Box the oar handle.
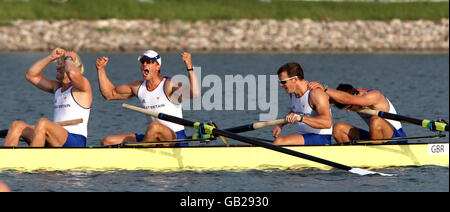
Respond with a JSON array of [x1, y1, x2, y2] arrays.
[[56, 118, 83, 126], [122, 103, 195, 127], [226, 115, 301, 133], [252, 119, 287, 129], [123, 103, 159, 117], [356, 108, 379, 116], [253, 115, 302, 129]]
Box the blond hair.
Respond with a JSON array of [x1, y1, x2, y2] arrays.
[[73, 54, 85, 74], [55, 53, 84, 74]]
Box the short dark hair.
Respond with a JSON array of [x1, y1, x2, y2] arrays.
[[277, 62, 304, 80], [334, 83, 359, 109]]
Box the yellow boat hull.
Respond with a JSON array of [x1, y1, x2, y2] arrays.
[[1, 143, 448, 172]]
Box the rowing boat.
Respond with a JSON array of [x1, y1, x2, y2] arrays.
[[1, 142, 448, 172], [1, 106, 448, 175]]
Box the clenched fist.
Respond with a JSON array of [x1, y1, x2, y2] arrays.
[[181, 52, 192, 69], [50, 48, 65, 60], [96, 56, 109, 70]]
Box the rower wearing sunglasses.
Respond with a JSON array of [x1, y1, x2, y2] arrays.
[[96, 50, 199, 146], [308, 82, 406, 144], [273, 62, 333, 146]]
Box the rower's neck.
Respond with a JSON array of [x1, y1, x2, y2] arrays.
[[61, 82, 72, 92], [146, 75, 164, 91], [294, 80, 309, 98]]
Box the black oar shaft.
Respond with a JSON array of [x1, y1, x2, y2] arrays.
[[123, 104, 351, 171], [122, 103, 393, 176], [0, 129, 7, 138], [378, 112, 421, 125], [212, 128, 351, 171], [379, 111, 449, 131], [158, 113, 196, 128], [225, 124, 254, 133], [358, 108, 449, 132]]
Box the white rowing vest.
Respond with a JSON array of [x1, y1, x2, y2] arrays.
[[291, 90, 333, 135], [137, 78, 185, 132], [357, 97, 403, 130], [53, 87, 90, 137]]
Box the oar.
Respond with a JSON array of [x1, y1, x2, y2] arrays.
[[225, 118, 299, 133], [352, 134, 446, 144], [122, 103, 394, 176], [358, 108, 449, 132], [106, 137, 216, 148], [0, 118, 83, 138]]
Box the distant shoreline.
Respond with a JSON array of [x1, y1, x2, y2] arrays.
[[1, 19, 448, 53]]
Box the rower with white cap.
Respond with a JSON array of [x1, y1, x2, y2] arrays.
[[96, 50, 200, 146]]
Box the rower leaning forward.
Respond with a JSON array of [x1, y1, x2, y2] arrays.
[[308, 82, 407, 144], [3, 48, 92, 147], [96, 50, 200, 147]]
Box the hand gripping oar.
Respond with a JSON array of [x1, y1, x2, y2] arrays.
[[0, 118, 83, 138], [357, 108, 449, 132], [122, 103, 394, 176]]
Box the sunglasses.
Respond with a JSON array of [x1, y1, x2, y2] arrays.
[[279, 76, 297, 85], [139, 56, 157, 65]]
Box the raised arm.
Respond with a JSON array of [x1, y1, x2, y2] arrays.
[[96, 56, 139, 100], [64, 52, 91, 93], [182, 52, 200, 99], [25, 48, 63, 93], [164, 52, 200, 104]]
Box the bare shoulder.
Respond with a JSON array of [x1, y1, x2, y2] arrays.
[[363, 89, 385, 100], [309, 88, 330, 108], [310, 88, 329, 99], [365, 89, 391, 109], [75, 75, 93, 91], [129, 79, 143, 94], [164, 77, 182, 90], [129, 79, 143, 87]]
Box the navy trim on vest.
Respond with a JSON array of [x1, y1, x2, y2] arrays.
[[307, 90, 316, 111], [69, 87, 91, 109]]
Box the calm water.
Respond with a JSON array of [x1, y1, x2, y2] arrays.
[[0, 52, 448, 192]]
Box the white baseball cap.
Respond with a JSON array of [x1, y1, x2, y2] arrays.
[[138, 50, 161, 65]]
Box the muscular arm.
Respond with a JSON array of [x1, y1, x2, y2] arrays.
[[164, 52, 200, 104], [165, 73, 199, 104], [182, 52, 200, 99], [25, 51, 61, 94], [96, 56, 139, 100], [97, 70, 140, 100], [186, 69, 200, 98], [326, 88, 380, 107], [65, 55, 91, 93], [302, 89, 333, 129]]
